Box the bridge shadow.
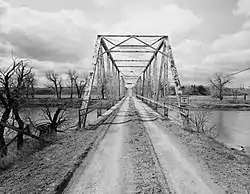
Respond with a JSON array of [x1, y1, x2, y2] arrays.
[[88, 110, 160, 127]]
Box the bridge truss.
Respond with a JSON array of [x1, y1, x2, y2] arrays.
[[78, 35, 189, 129]]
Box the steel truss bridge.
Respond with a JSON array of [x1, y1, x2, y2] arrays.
[[78, 35, 189, 129]]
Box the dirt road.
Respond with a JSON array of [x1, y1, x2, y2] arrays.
[[64, 96, 225, 193]]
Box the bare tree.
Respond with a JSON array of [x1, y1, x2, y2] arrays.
[[39, 105, 68, 139], [209, 73, 231, 100], [189, 109, 216, 136], [66, 70, 77, 99], [0, 57, 33, 155], [74, 76, 87, 98], [45, 70, 63, 99], [24, 72, 37, 98]]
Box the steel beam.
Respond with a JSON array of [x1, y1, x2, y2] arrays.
[[153, 54, 158, 100], [142, 71, 145, 97], [100, 38, 119, 72], [78, 36, 101, 129], [156, 44, 164, 104], [165, 38, 182, 98], [124, 76, 138, 78], [150, 37, 164, 46], [101, 36, 133, 56], [133, 36, 169, 65], [102, 37, 116, 46], [96, 47, 103, 118], [118, 66, 146, 68], [107, 54, 112, 100], [118, 71, 121, 99], [162, 42, 169, 116], [100, 35, 167, 38], [116, 45, 150, 48], [110, 50, 154, 53], [115, 59, 149, 62], [143, 40, 164, 72]]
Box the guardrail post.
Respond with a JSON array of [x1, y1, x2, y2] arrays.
[[180, 95, 190, 129]]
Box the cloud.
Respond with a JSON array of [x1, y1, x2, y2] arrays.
[[203, 49, 250, 73], [243, 20, 250, 29], [93, 0, 115, 8], [0, 0, 97, 63], [102, 4, 201, 35], [0, 0, 99, 86], [211, 30, 250, 52], [174, 39, 203, 54], [0, 1, 202, 86], [233, 0, 250, 16], [205, 1, 250, 81]]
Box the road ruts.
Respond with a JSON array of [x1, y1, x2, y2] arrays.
[[63, 96, 171, 194], [133, 96, 225, 194], [63, 95, 224, 194], [63, 97, 130, 194], [120, 97, 171, 193]]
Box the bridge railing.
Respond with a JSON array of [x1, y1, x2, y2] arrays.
[[78, 35, 126, 129], [133, 36, 190, 128], [136, 95, 190, 127]]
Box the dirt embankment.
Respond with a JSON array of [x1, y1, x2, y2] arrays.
[[0, 129, 100, 193], [138, 96, 250, 193], [157, 119, 250, 193], [20, 98, 82, 108], [190, 97, 250, 110], [0, 101, 121, 194], [196, 103, 250, 111]]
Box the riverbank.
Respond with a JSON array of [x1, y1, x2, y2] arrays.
[[0, 116, 115, 193], [0, 97, 122, 193], [190, 96, 250, 110], [159, 119, 250, 193], [193, 103, 250, 111]]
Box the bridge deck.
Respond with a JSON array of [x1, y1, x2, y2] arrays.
[[64, 95, 224, 193]]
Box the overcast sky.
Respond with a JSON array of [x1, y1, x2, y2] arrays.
[[0, 0, 250, 87]]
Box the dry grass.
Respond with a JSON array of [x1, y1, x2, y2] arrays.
[[161, 121, 250, 194], [0, 127, 105, 194]]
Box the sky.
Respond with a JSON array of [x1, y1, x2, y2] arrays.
[[0, 0, 250, 87]]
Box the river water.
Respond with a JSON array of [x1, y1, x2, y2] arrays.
[[212, 111, 250, 148], [5, 101, 250, 152]]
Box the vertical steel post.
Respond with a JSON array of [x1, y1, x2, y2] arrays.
[[162, 40, 169, 117], [145, 68, 149, 98], [166, 37, 189, 128], [148, 65, 152, 99], [118, 71, 121, 99], [166, 37, 182, 104], [78, 36, 101, 129], [106, 53, 112, 108], [153, 54, 158, 99], [96, 47, 102, 118], [111, 62, 115, 105], [153, 54, 158, 110], [139, 76, 142, 96], [156, 43, 166, 110], [142, 71, 146, 100]]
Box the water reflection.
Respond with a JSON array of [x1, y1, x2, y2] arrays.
[[212, 111, 250, 147]]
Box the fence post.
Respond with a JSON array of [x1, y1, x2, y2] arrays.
[[180, 95, 190, 129]]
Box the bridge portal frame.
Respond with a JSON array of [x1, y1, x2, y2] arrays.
[[78, 35, 189, 129]]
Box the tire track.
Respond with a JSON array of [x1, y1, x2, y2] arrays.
[[122, 97, 172, 193], [133, 96, 225, 194]]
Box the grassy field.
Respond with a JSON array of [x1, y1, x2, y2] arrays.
[[156, 95, 250, 110]]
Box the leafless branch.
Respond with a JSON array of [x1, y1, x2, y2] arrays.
[[45, 70, 64, 99]]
